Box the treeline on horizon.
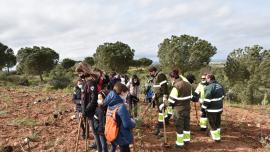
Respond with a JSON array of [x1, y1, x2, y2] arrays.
[[0, 34, 269, 105]]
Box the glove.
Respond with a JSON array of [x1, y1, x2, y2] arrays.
[[192, 92, 199, 102], [159, 103, 165, 111], [201, 108, 206, 113], [134, 96, 139, 103], [168, 102, 175, 108], [163, 95, 168, 102], [152, 93, 155, 100], [131, 118, 136, 124]]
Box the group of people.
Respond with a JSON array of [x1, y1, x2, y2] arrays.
[[72, 62, 225, 151], [72, 62, 140, 152], [148, 67, 225, 148]]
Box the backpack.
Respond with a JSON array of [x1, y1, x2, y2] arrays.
[[105, 104, 122, 142], [146, 86, 154, 98]]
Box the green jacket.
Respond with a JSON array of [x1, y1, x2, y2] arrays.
[[152, 72, 169, 98], [202, 80, 225, 113], [194, 83, 206, 103]]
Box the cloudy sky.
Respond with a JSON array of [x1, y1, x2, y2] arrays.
[[0, 0, 269, 62]]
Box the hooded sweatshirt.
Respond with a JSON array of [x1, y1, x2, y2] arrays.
[[104, 91, 136, 145]]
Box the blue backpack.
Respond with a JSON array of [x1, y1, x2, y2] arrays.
[[146, 86, 154, 99]]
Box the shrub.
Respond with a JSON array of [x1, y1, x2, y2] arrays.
[[0, 72, 8, 81], [49, 65, 73, 89], [18, 77, 30, 86]]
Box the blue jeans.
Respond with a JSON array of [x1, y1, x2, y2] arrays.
[[98, 135, 108, 152], [89, 117, 102, 151]]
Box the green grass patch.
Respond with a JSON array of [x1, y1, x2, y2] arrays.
[[10, 117, 38, 126], [42, 84, 54, 92], [62, 86, 73, 93]]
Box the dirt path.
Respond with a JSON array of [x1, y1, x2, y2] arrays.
[[0, 87, 269, 152]]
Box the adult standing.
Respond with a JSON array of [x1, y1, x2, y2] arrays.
[[202, 74, 225, 142], [148, 66, 169, 137], [168, 70, 193, 148], [126, 75, 140, 117], [193, 74, 208, 131], [76, 62, 101, 151]]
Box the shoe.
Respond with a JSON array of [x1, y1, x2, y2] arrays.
[[174, 144, 184, 149], [214, 140, 221, 143], [88, 143, 97, 149], [184, 141, 190, 145]]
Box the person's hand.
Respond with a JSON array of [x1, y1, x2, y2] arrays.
[[159, 103, 165, 111], [152, 93, 155, 100], [201, 108, 206, 113], [163, 95, 168, 102], [131, 118, 136, 124]]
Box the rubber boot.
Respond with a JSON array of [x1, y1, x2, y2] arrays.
[[175, 133, 184, 148]]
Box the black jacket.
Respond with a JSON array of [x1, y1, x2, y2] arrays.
[[108, 77, 121, 90], [93, 106, 106, 135], [81, 80, 98, 118], [73, 86, 82, 103]]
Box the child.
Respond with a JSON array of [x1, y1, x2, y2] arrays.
[[144, 76, 154, 105], [93, 91, 108, 152], [104, 82, 136, 152], [126, 75, 140, 117], [72, 79, 86, 139]]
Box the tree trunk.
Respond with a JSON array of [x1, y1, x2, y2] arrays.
[[40, 74, 44, 81]]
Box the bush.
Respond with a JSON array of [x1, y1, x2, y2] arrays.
[[0, 72, 30, 86], [49, 65, 74, 89], [18, 77, 30, 86], [0, 72, 8, 81], [50, 77, 71, 89]]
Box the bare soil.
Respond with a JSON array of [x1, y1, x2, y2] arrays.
[[0, 86, 270, 152]]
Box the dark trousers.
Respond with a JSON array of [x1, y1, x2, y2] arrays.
[[174, 105, 190, 134], [110, 143, 130, 152], [207, 112, 221, 130], [128, 95, 138, 117], [146, 98, 152, 104], [76, 112, 86, 136], [97, 135, 108, 152], [81, 119, 86, 136], [89, 117, 102, 152], [152, 98, 156, 108], [200, 104, 207, 118]]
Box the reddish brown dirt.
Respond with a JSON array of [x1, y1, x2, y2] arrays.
[[0, 86, 270, 152]]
